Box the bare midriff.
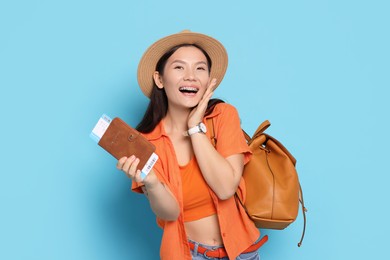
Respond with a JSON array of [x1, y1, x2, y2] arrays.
[[185, 214, 223, 246]]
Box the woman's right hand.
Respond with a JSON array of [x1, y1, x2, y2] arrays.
[[117, 156, 146, 183], [117, 156, 179, 220], [117, 156, 160, 189]]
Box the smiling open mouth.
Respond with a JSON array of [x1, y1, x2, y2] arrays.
[[179, 86, 199, 94]]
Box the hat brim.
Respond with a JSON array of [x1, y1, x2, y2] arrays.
[[137, 31, 228, 98]]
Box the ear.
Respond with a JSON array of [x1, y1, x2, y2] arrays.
[[153, 71, 164, 89]]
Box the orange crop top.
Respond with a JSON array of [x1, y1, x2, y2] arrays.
[[180, 157, 216, 222]]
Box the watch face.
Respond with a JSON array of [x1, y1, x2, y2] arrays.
[[199, 123, 207, 133]]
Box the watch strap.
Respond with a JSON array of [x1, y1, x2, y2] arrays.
[[185, 122, 206, 136]]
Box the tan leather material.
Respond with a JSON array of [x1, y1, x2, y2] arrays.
[[98, 117, 156, 171], [207, 118, 307, 247]]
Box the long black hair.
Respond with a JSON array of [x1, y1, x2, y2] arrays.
[[136, 44, 224, 133]]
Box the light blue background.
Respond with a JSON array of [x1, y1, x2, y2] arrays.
[[1, 0, 389, 259]]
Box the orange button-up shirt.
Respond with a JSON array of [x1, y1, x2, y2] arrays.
[[132, 103, 260, 260]]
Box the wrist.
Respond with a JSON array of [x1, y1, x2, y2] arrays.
[[143, 171, 159, 189], [184, 122, 207, 136], [187, 121, 197, 129]]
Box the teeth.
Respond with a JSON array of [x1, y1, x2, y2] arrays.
[[179, 86, 198, 93]]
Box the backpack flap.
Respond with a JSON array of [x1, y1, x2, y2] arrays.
[[264, 133, 297, 166]]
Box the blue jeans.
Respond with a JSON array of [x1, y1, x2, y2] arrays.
[[189, 239, 260, 260]]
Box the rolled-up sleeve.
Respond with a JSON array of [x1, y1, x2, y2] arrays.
[[212, 104, 252, 164]]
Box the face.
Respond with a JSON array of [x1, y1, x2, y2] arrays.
[[153, 46, 210, 109]]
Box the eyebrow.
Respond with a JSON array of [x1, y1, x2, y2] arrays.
[[170, 60, 208, 66]]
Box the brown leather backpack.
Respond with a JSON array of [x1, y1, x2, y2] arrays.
[[207, 119, 307, 247]]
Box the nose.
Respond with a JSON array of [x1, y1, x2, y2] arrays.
[[184, 69, 195, 81]]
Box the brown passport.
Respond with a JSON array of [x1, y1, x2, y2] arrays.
[[98, 117, 156, 172]]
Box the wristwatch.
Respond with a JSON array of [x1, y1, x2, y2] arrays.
[[185, 122, 207, 136]]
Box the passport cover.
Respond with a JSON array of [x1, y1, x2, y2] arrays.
[[98, 117, 156, 171]]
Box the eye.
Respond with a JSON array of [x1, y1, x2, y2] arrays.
[[197, 66, 206, 71], [174, 66, 184, 70]]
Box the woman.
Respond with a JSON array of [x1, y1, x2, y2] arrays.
[[117, 30, 266, 259]]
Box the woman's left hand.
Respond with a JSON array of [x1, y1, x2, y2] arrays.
[[187, 78, 217, 127]]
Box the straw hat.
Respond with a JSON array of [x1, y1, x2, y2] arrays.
[[137, 30, 228, 97]]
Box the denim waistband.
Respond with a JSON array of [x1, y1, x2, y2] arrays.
[[188, 239, 228, 260], [188, 238, 224, 250]]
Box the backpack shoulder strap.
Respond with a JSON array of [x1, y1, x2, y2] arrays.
[[250, 120, 297, 165], [253, 120, 271, 137], [206, 118, 217, 147], [298, 184, 308, 247]]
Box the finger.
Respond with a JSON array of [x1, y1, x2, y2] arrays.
[[204, 89, 214, 102], [208, 78, 217, 91], [198, 89, 214, 110], [116, 157, 128, 170], [199, 80, 215, 104], [201, 78, 216, 103], [133, 169, 143, 182], [122, 155, 136, 173], [130, 158, 140, 176]]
